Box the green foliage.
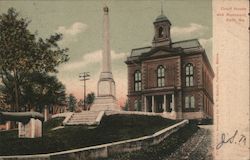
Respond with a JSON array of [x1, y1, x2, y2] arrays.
[[0, 93, 10, 111], [0, 8, 69, 73], [85, 92, 95, 105], [0, 8, 69, 111], [78, 92, 95, 110], [67, 94, 77, 112], [43, 117, 65, 132], [21, 72, 66, 112], [0, 71, 15, 109], [0, 115, 178, 156]]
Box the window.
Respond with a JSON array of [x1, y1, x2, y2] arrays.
[[158, 27, 163, 38], [185, 97, 189, 108], [134, 100, 138, 111], [185, 96, 195, 108], [134, 100, 141, 111], [190, 96, 195, 108], [185, 63, 194, 86], [134, 70, 141, 91], [157, 65, 165, 87]]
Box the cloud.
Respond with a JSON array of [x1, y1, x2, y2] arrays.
[[171, 23, 212, 61], [199, 37, 213, 62], [56, 22, 88, 43], [199, 37, 212, 48], [171, 23, 208, 40], [58, 60, 128, 106], [60, 50, 127, 71], [58, 49, 128, 105], [57, 22, 87, 36]]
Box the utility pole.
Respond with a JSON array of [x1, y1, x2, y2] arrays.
[[79, 72, 90, 110]]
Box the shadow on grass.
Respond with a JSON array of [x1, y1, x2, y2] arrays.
[[98, 123, 199, 160], [0, 114, 178, 156]]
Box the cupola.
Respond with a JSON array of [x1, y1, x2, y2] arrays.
[[152, 10, 172, 48]]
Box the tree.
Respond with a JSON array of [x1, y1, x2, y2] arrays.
[[0, 93, 10, 111], [21, 72, 66, 112], [80, 92, 95, 110], [0, 8, 69, 111], [85, 92, 95, 106], [0, 72, 15, 109], [67, 94, 77, 112]]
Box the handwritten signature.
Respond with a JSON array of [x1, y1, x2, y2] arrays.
[[216, 130, 247, 150]]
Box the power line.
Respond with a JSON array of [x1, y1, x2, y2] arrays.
[[79, 72, 90, 110]]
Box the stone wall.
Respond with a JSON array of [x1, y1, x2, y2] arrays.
[[182, 111, 204, 119], [105, 110, 163, 116], [0, 120, 188, 160]]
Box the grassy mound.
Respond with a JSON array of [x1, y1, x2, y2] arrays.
[[99, 123, 199, 160], [0, 114, 178, 156], [43, 117, 65, 131]]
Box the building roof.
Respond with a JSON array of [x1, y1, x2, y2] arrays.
[[155, 14, 170, 23], [0, 111, 44, 123], [172, 39, 201, 49], [129, 39, 202, 58], [131, 47, 152, 57]]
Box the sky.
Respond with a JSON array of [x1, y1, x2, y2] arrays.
[[0, 0, 212, 106]]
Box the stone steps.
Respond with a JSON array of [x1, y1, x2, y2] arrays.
[[65, 111, 102, 126], [70, 116, 97, 119], [70, 118, 96, 121], [66, 122, 98, 126]]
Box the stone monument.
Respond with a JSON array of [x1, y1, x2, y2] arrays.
[[0, 111, 44, 138], [91, 5, 120, 111]]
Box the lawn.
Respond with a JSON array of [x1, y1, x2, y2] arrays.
[[99, 122, 199, 160], [0, 114, 178, 156]]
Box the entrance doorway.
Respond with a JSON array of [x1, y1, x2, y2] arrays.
[[145, 94, 173, 113], [155, 95, 164, 113]]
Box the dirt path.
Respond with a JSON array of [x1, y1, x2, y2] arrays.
[[166, 125, 213, 160]]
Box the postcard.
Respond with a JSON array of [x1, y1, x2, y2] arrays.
[[0, 0, 249, 160]]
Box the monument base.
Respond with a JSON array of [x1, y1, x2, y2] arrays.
[[90, 96, 120, 111]]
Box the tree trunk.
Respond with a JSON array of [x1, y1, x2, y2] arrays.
[[44, 105, 48, 122], [13, 67, 19, 112]]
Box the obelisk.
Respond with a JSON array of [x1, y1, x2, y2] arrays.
[[91, 5, 119, 111], [102, 6, 111, 77]]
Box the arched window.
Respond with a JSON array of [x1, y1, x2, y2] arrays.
[[134, 70, 141, 91], [185, 63, 194, 86], [185, 96, 195, 108], [158, 27, 163, 38], [157, 65, 165, 87]]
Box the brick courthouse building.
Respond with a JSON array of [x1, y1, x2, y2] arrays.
[[125, 12, 214, 120]]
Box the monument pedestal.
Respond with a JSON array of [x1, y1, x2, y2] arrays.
[[91, 72, 120, 111], [91, 96, 120, 111], [97, 72, 116, 96]]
